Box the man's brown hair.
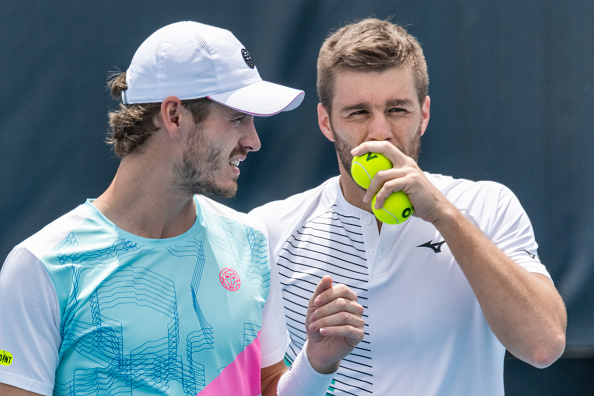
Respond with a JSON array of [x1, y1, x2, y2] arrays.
[[106, 72, 212, 158], [317, 18, 429, 112]]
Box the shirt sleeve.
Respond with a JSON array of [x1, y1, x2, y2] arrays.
[[258, 245, 291, 368], [489, 184, 552, 279], [0, 247, 61, 395]]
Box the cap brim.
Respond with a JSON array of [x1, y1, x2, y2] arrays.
[[208, 80, 304, 117]]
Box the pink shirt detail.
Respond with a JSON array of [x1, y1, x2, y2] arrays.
[[198, 331, 262, 395]]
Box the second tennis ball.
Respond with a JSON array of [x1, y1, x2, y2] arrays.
[[372, 191, 414, 224], [351, 152, 414, 224]]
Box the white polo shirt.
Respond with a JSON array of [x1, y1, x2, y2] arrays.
[[250, 174, 550, 396]]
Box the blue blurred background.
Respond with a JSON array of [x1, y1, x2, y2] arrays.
[[1, 1, 592, 393]]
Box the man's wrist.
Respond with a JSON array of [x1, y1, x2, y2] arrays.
[[430, 200, 465, 231], [277, 342, 336, 395], [306, 343, 340, 374]]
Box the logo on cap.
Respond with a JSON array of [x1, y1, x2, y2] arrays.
[[241, 49, 254, 69], [219, 267, 241, 291]]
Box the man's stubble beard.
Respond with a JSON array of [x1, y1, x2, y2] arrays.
[[173, 125, 239, 199], [331, 120, 422, 180]]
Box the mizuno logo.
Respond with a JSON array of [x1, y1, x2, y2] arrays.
[[418, 240, 446, 253]]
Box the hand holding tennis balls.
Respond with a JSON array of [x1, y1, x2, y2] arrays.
[[351, 152, 413, 224]]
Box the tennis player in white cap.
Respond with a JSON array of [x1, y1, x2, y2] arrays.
[[0, 21, 364, 396]]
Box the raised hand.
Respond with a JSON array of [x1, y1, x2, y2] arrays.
[[305, 275, 365, 374], [351, 141, 452, 225]]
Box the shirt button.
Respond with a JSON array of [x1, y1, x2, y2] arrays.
[[363, 216, 373, 225], [370, 248, 377, 255]]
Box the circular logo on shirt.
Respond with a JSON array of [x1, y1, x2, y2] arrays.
[[219, 268, 241, 291]]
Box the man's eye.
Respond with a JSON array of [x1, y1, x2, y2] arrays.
[[349, 110, 367, 116]]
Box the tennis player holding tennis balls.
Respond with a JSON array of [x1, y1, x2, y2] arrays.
[[250, 18, 566, 395]]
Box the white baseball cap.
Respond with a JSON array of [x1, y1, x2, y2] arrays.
[[121, 21, 304, 116]]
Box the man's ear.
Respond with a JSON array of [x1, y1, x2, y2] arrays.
[[318, 103, 335, 142], [420, 95, 431, 136], [160, 96, 183, 139]]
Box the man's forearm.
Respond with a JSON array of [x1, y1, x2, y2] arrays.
[[433, 203, 567, 367]]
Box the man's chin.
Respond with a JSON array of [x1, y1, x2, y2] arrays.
[[202, 182, 238, 199], [220, 180, 239, 198], [217, 188, 237, 199]]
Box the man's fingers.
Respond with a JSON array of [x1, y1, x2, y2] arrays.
[[318, 324, 365, 343], [308, 277, 365, 338], [309, 309, 365, 332], [310, 297, 364, 322], [313, 282, 358, 308], [350, 141, 406, 166], [309, 275, 333, 308]]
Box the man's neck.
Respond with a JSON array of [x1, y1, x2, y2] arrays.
[[93, 159, 197, 239]]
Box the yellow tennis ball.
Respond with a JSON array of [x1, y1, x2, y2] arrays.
[[372, 191, 414, 224], [351, 152, 393, 189]]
